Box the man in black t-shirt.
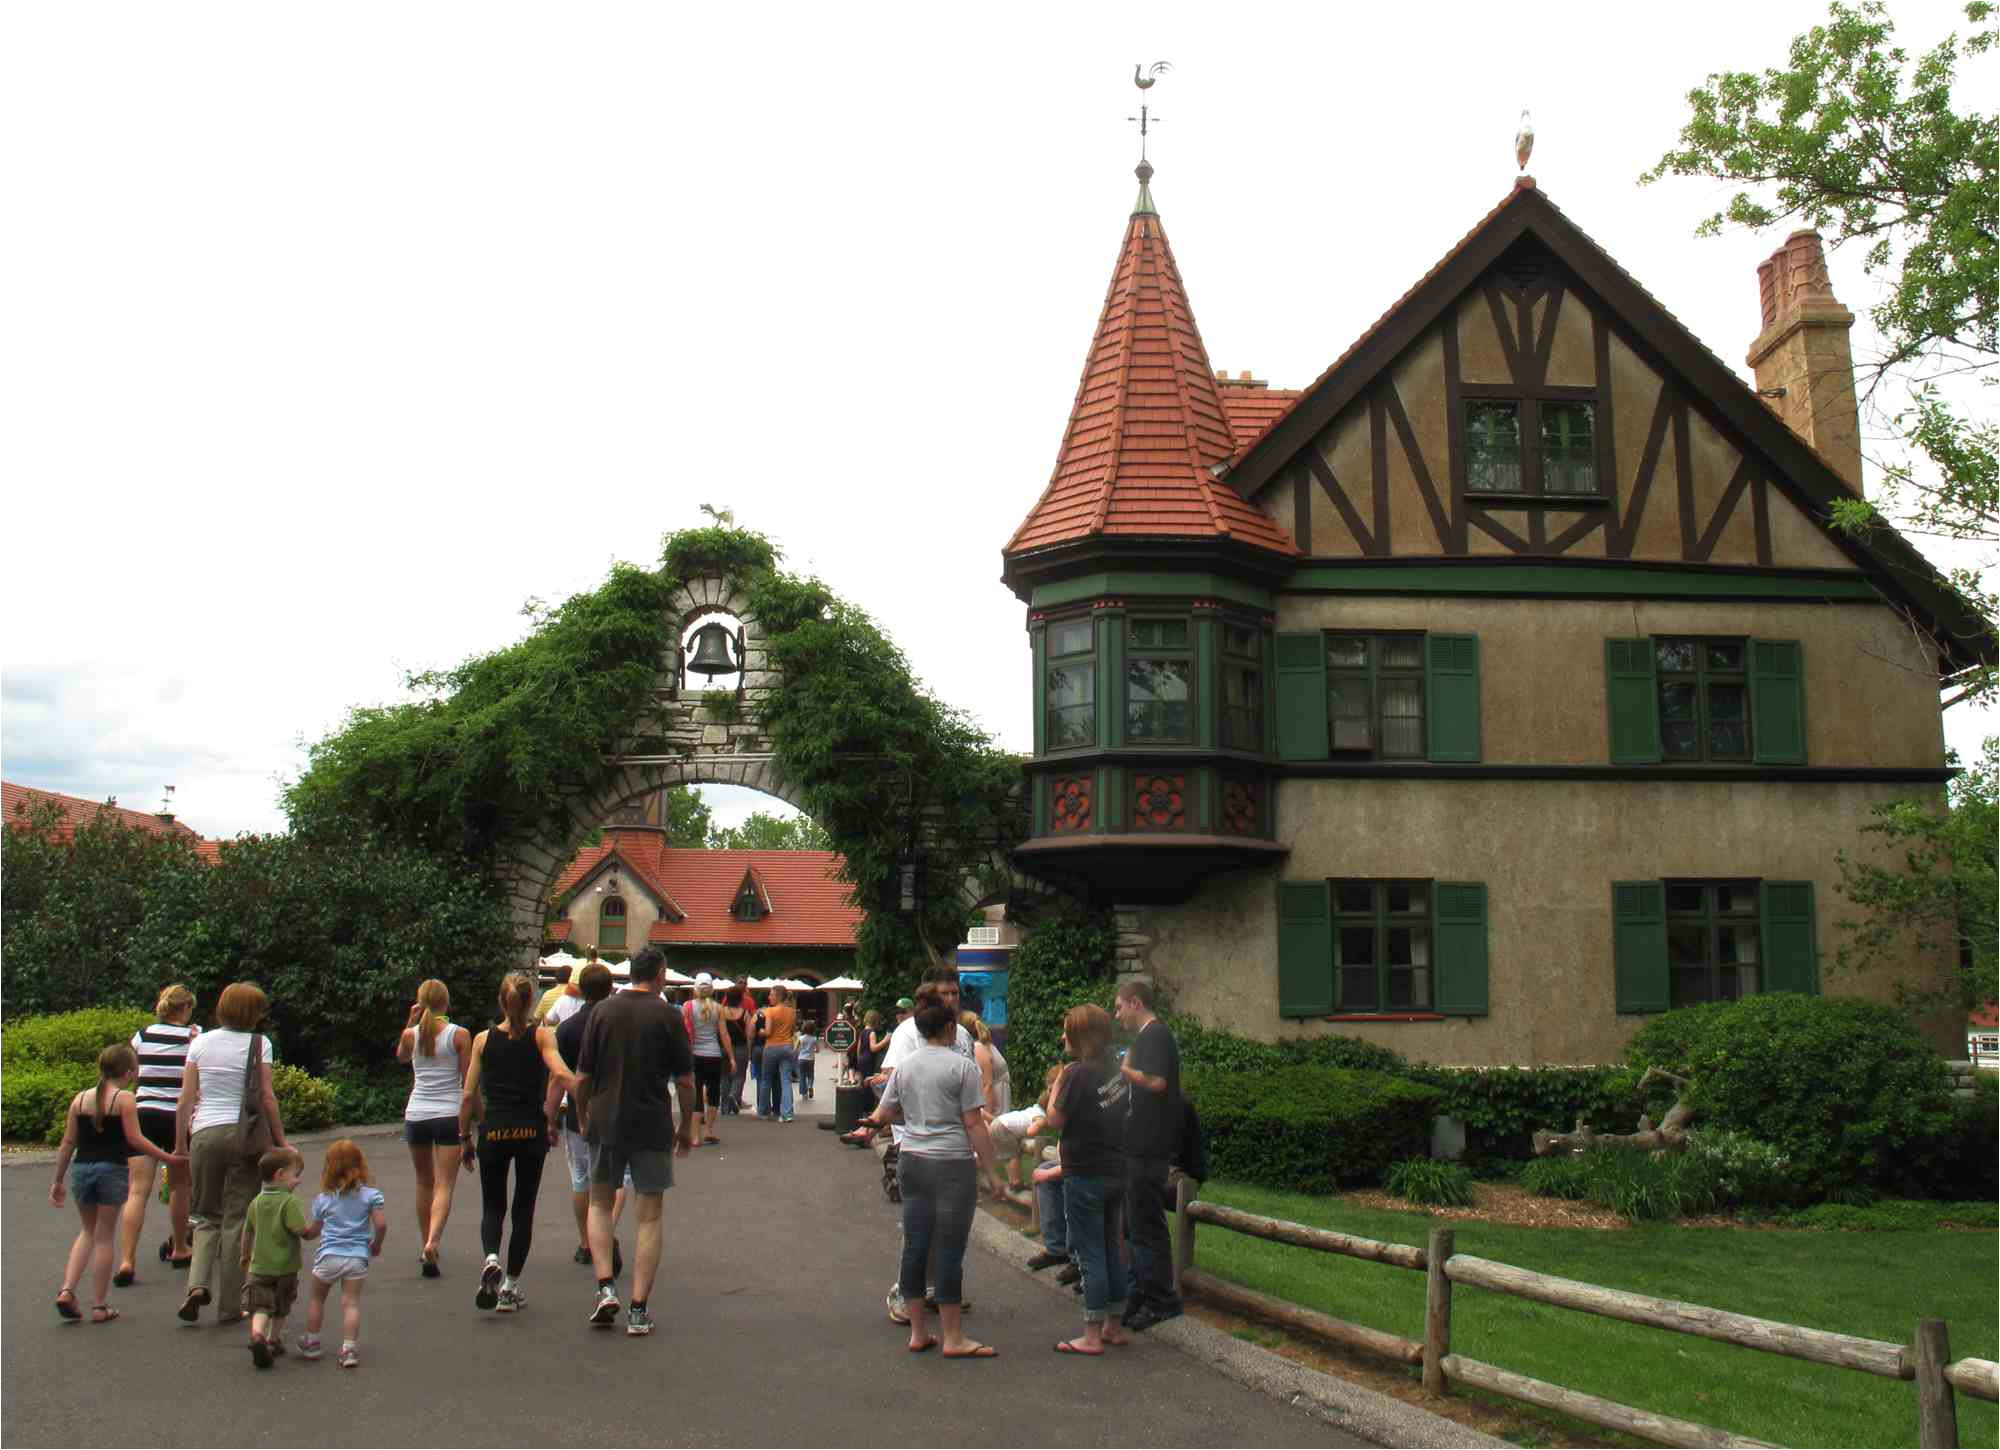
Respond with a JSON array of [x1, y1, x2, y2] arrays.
[[1114, 978, 1182, 1331], [574, 947, 695, 1337], [546, 963, 616, 1267]]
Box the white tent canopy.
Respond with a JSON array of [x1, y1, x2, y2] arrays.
[[540, 950, 584, 971], [819, 976, 864, 991]]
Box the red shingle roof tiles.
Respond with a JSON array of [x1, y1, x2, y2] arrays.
[[2, 780, 211, 849], [1006, 202, 1299, 559], [550, 831, 862, 949]]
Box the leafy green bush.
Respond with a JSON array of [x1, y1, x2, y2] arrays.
[[1520, 1144, 1714, 1221], [1683, 1129, 1807, 1209], [1, 1060, 97, 1142], [1623, 995, 1953, 1197], [1, 1005, 151, 1067], [1001, 913, 1117, 1093], [1383, 1156, 1476, 1207], [1783, 1198, 1999, 1231], [1519, 1151, 1593, 1201], [1169, 1016, 1408, 1078], [272, 1064, 337, 1133], [1185, 1066, 1441, 1194], [1412, 1065, 1629, 1163], [323, 1060, 410, 1126], [1918, 1076, 1998, 1201]]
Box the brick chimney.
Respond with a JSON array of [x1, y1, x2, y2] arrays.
[[1745, 230, 1864, 493]]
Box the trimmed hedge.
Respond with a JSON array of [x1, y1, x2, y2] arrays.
[[1, 1005, 151, 1068], [1184, 1066, 1441, 1195], [272, 1064, 337, 1133], [1624, 995, 1954, 1197], [1412, 1064, 1628, 1164], [1, 1060, 98, 1143]]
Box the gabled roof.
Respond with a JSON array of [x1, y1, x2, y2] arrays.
[[2, 780, 217, 858], [1221, 179, 1994, 673], [551, 833, 862, 950], [1005, 168, 1299, 563], [1218, 383, 1303, 449]]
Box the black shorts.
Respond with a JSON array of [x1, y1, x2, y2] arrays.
[[404, 1116, 462, 1147], [137, 1108, 177, 1154], [693, 1056, 724, 1112]]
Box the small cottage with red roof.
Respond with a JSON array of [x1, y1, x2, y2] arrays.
[[545, 787, 861, 984], [3, 781, 220, 863], [1004, 160, 1993, 1066]]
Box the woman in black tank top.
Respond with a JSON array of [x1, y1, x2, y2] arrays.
[[721, 993, 752, 1115], [51, 1044, 182, 1322], [459, 973, 576, 1311]]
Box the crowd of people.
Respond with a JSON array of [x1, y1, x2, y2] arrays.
[[47, 953, 1187, 1370], [840, 969, 1186, 1358]]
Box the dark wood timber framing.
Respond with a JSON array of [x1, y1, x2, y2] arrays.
[[1282, 763, 1955, 784], [1220, 184, 1993, 671]]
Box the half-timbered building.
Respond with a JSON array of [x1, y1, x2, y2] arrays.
[[1002, 166, 1994, 1065]]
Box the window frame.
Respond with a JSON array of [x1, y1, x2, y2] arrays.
[[1125, 614, 1195, 745], [1043, 614, 1096, 752], [1655, 636, 1753, 763], [1219, 619, 1264, 752], [1664, 878, 1761, 1007], [1330, 879, 1434, 1013], [1325, 632, 1428, 760], [598, 895, 628, 951], [1460, 390, 1603, 500]]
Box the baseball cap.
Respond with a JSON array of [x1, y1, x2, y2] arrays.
[[695, 971, 714, 987], [896, 996, 915, 1010]]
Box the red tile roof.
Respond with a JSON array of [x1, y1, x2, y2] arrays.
[[1006, 196, 1299, 560], [1217, 383, 1303, 449], [2, 780, 210, 849], [551, 830, 862, 949], [1971, 1002, 1998, 1031]]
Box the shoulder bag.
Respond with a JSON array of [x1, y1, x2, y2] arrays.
[[237, 1033, 275, 1163]]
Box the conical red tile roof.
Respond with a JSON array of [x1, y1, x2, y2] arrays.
[[1006, 173, 1298, 560]]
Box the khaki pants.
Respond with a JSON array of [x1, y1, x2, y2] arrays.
[[188, 1125, 258, 1315]]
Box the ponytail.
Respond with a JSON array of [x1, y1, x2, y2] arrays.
[[416, 979, 450, 1055], [499, 971, 536, 1039], [93, 1044, 136, 1129]]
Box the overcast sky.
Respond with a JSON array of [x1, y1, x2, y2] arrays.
[[3, 1, 1991, 840]]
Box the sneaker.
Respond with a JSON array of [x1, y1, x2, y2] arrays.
[[572, 1246, 592, 1265], [886, 1284, 909, 1325], [420, 1253, 440, 1280], [779, 1115, 793, 1123], [249, 1335, 273, 1370], [1025, 1250, 1067, 1271], [297, 1335, 323, 1361], [497, 1286, 525, 1314], [626, 1304, 654, 1337], [1125, 1300, 1183, 1333], [588, 1286, 621, 1327], [338, 1345, 360, 1369], [476, 1256, 503, 1310]]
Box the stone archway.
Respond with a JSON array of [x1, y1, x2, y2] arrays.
[[490, 573, 1053, 965]]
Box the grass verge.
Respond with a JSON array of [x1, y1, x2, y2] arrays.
[[1192, 1181, 1997, 1449]]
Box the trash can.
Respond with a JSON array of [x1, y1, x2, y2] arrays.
[[834, 1084, 870, 1135]]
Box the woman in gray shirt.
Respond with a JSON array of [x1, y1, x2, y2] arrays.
[[880, 995, 1005, 1358]]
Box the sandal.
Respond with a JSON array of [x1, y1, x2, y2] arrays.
[[89, 1305, 120, 1325], [158, 1239, 172, 1263], [702, 1136, 721, 1145], [943, 1341, 998, 1358], [55, 1290, 81, 1321], [112, 1268, 136, 1288], [1053, 1339, 1102, 1356]]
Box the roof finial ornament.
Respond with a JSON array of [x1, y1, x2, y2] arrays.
[[1515, 109, 1535, 172], [1129, 62, 1171, 216]]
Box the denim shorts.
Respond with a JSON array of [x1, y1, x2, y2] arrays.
[[404, 1116, 461, 1147], [69, 1160, 129, 1207], [312, 1255, 371, 1283]]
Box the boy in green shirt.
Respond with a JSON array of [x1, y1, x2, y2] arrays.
[[240, 1148, 317, 1369]]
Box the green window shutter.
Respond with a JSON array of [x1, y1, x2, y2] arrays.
[[1760, 880, 1818, 994], [1275, 632, 1329, 761], [1612, 880, 1669, 1013], [1750, 639, 1806, 764], [1605, 639, 1661, 764], [1432, 881, 1489, 1016], [1425, 634, 1481, 763], [1277, 880, 1332, 1017]]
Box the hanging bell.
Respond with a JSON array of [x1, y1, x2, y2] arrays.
[[685, 622, 739, 678]]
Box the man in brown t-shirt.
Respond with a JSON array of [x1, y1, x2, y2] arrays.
[[575, 947, 694, 1336], [757, 987, 799, 1122]]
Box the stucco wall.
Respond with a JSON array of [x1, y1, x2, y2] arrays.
[[566, 887, 664, 956], [1276, 594, 1944, 769], [1140, 777, 1958, 1065]]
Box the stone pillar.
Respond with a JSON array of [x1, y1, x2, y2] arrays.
[[1113, 905, 1153, 991], [1746, 230, 1864, 493]]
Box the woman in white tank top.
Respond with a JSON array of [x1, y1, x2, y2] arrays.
[[396, 978, 471, 1276]]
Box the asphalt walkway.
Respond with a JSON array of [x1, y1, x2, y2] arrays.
[[2, 1081, 1375, 1448]]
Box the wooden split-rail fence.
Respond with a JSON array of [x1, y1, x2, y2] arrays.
[[1168, 1179, 1997, 1449]]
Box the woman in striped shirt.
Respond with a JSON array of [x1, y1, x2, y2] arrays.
[[116, 985, 199, 1282]]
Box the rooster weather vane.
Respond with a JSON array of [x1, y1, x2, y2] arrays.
[[1129, 61, 1171, 161]]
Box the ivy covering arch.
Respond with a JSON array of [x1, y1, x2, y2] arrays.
[[286, 523, 1033, 1010]]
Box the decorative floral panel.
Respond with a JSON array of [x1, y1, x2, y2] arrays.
[[1049, 775, 1093, 833], [1219, 776, 1263, 837], [1130, 772, 1188, 831]]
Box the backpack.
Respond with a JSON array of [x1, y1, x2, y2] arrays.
[[1172, 1095, 1207, 1183]]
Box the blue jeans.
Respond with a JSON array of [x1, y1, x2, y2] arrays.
[[1062, 1172, 1128, 1324], [1036, 1177, 1070, 1256], [898, 1154, 976, 1306], [759, 1045, 796, 1118]]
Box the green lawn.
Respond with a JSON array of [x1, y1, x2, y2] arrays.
[[1191, 1182, 1997, 1450]]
